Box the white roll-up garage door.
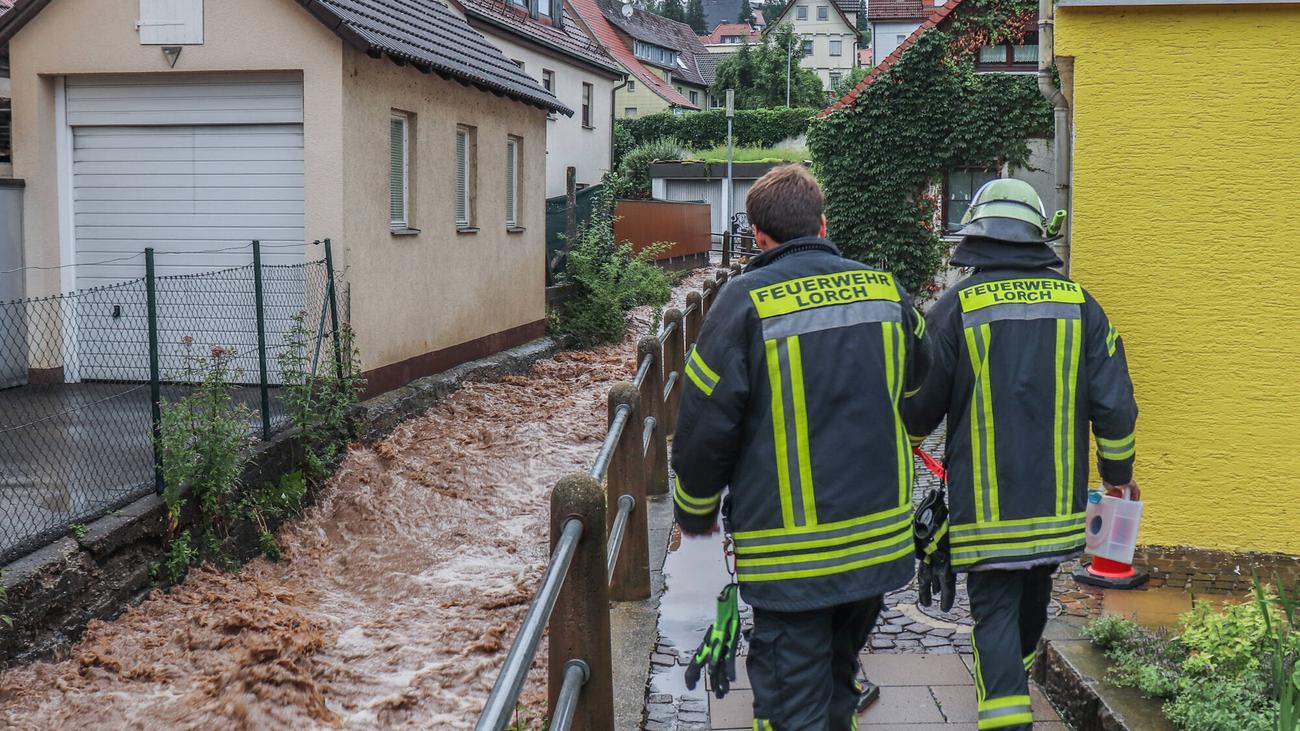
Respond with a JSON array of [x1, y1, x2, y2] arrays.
[[66, 73, 305, 382]]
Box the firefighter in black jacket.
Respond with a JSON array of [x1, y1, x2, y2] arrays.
[[672, 165, 928, 730], [905, 179, 1139, 730]]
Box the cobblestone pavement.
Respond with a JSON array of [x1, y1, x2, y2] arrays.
[[647, 433, 1096, 730]]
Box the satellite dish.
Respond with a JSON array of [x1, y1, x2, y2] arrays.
[[621, 2, 634, 17]]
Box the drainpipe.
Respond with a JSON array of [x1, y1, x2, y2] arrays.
[[609, 74, 629, 174], [1038, 0, 1071, 274]]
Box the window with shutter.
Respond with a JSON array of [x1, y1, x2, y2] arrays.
[[506, 137, 521, 228], [138, 0, 204, 45], [390, 115, 408, 229], [456, 128, 473, 227]]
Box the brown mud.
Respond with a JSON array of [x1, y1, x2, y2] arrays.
[[0, 268, 717, 730]]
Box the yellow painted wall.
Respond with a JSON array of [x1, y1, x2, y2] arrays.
[[1056, 6, 1300, 554]]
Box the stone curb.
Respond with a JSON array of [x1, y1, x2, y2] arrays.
[[1037, 618, 1174, 731], [0, 337, 563, 668]]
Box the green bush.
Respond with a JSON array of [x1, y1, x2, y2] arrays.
[[617, 107, 816, 154], [1084, 584, 1300, 731], [609, 137, 687, 200], [550, 192, 672, 347]]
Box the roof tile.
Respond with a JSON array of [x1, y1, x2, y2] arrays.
[[457, 0, 621, 75], [568, 0, 699, 108]]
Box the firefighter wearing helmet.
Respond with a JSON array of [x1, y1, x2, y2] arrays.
[[904, 178, 1140, 730]]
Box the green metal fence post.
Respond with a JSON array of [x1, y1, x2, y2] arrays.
[[323, 238, 344, 383], [145, 247, 164, 495], [252, 240, 272, 440]]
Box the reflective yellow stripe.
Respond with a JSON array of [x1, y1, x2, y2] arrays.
[[766, 339, 795, 528], [952, 512, 1086, 532], [950, 517, 1086, 545], [883, 321, 910, 505], [787, 336, 817, 526], [978, 694, 1034, 729], [909, 433, 926, 447], [674, 481, 720, 516], [1054, 318, 1082, 516], [1097, 432, 1136, 460], [735, 537, 913, 582], [736, 528, 910, 568], [979, 695, 1032, 712], [913, 307, 926, 338], [965, 324, 998, 522], [685, 363, 715, 396], [972, 631, 986, 702], [690, 347, 720, 383], [1023, 651, 1037, 671], [1106, 323, 1120, 357], [1064, 318, 1081, 515], [952, 532, 1085, 555], [734, 504, 911, 541], [735, 513, 911, 555], [951, 534, 1085, 566], [979, 713, 1034, 729]]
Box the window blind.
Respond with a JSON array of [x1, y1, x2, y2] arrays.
[[390, 116, 407, 227], [506, 138, 519, 227], [456, 129, 470, 226]]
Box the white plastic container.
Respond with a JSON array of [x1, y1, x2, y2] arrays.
[[1084, 488, 1144, 565]]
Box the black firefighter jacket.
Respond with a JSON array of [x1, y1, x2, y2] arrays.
[[671, 238, 928, 612], [903, 239, 1139, 572]]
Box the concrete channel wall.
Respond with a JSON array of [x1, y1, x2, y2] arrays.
[[0, 336, 561, 667]]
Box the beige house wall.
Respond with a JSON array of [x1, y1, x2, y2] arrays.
[[616, 75, 674, 118], [341, 45, 547, 385], [778, 4, 859, 87]]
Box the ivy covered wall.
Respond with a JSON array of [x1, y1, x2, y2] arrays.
[[807, 0, 1052, 294]]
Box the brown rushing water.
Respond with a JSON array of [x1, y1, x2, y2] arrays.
[[0, 269, 716, 730]]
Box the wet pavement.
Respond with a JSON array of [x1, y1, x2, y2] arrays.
[[0, 270, 719, 730]]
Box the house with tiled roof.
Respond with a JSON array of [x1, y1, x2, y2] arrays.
[[0, 0, 571, 396], [764, 0, 861, 89], [448, 0, 624, 195], [701, 22, 760, 54], [866, 0, 945, 67], [573, 0, 714, 117]]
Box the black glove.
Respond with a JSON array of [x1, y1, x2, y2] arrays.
[[914, 488, 956, 613]]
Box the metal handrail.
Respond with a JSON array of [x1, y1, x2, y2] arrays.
[[663, 371, 679, 402], [605, 494, 637, 581], [657, 320, 678, 344], [590, 403, 632, 481], [642, 416, 656, 454], [632, 353, 653, 389], [683, 302, 699, 317], [475, 517, 586, 731], [549, 660, 591, 731]]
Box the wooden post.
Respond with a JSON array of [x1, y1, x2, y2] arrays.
[[685, 292, 703, 350], [700, 282, 713, 318], [662, 308, 685, 428], [721, 230, 732, 268], [565, 166, 578, 245], [638, 337, 668, 497], [607, 383, 650, 601], [548, 474, 614, 731]]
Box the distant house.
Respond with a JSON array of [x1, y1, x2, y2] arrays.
[[450, 0, 625, 196], [765, 0, 861, 89], [701, 22, 761, 55], [574, 0, 713, 117], [866, 0, 945, 67], [702, 0, 756, 35], [0, 0, 567, 396]]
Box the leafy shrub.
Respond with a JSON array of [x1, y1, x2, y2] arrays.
[[550, 192, 672, 347], [278, 313, 364, 484], [1084, 583, 1300, 731], [612, 122, 635, 169], [608, 138, 687, 200], [617, 107, 816, 154]]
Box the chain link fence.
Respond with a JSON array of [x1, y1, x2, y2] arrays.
[[0, 243, 348, 564]]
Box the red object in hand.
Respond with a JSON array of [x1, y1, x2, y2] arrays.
[[913, 447, 947, 482]]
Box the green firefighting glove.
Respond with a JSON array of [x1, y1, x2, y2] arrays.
[[914, 488, 956, 613], [684, 583, 741, 699]]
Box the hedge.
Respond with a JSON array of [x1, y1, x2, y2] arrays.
[[617, 108, 816, 161]]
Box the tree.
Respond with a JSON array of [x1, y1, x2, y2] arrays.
[[761, 0, 786, 25], [709, 24, 825, 109], [687, 0, 708, 33], [660, 0, 686, 23], [856, 0, 867, 33], [737, 0, 755, 25]]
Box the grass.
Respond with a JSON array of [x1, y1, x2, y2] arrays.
[[689, 143, 809, 164]]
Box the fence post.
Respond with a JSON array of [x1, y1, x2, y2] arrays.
[[638, 337, 668, 497], [607, 383, 649, 601], [662, 308, 684, 428], [565, 167, 578, 245], [700, 281, 713, 318], [685, 292, 703, 350], [323, 238, 345, 383], [145, 248, 164, 495], [722, 230, 732, 268], [252, 241, 272, 440], [549, 474, 614, 731]]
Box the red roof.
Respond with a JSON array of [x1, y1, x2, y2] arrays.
[[857, 47, 871, 66], [569, 0, 699, 108], [702, 22, 759, 44], [866, 0, 932, 21], [819, 0, 963, 118]]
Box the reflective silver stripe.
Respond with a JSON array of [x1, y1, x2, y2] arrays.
[[977, 700, 1033, 727], [1097, 433, 1136, 459], [951, 514, 1086, 541], [962, 301, 1081, 327], [735, 528, 912, 577], [762, 299, 901, 340], [686, 347, 720, 392], [733, 507, 911, 552], [952, 536, 1085, 565], [776, 338, 809, 527]]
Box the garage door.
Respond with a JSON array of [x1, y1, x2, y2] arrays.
[[67, 73, 305, 382]]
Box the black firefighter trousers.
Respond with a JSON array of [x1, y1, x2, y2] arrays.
[[748, 596, 882, 731], [966, 565, 1057, 730]]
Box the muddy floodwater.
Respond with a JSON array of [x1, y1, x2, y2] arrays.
[[0, 270, 717, 730]]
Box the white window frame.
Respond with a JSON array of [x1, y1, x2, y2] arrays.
[[625, 107, 639, 117], [456, 126, 474, 228], [796, 5, 808, 19], [582, 82, 594, 128], [830, 38, 842, 56], [390, 113, 410, 230], [817, 5, 829, 19], [802, 38, 814, 55], [506, 136, 521, 228]]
